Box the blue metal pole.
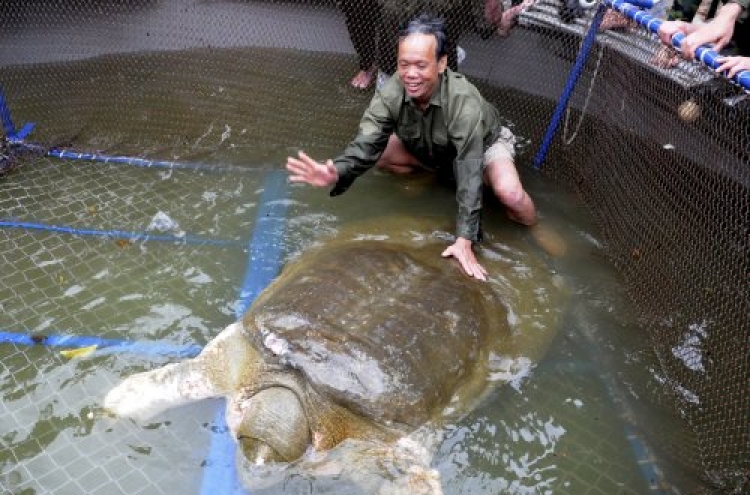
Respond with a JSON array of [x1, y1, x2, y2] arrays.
[[0, 86, 34, 139], [619, 0, 659, 8], [199, 170, 289, 495], [534, 3, 608, 170]]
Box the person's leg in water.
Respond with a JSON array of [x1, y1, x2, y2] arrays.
[[341, 0, 381, 89], [483, 130, 567, 257], [376, 134, 423, 174], [377, 132, 566, 257], [375, 134, 437, 197], [483, 140, 536, 226]]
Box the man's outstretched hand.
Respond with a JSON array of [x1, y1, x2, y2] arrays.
[[286, 151, 339, 187], [442, 237, 488, 281]]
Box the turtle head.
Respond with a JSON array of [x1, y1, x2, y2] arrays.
[[236, 386, 311, 464]]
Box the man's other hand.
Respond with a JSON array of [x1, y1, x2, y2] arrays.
[[441, 237, 488, 281]]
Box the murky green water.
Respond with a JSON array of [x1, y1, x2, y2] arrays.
[[0, 46, 695, 494]]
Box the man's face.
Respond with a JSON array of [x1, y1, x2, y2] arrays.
[[397, 33, 447, 107]]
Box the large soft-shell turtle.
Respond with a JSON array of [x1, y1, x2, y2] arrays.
[[104, 222, 564, 493]]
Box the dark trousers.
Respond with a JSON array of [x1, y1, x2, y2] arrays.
[[339, 0, 383, 71], [733, 21, 749, 56]]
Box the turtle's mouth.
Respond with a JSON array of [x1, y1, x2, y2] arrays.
[[236, 386, 311, 463]]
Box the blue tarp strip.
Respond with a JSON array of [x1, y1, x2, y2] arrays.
[[199, 169, 289, 495]]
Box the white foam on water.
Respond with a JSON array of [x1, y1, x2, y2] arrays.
[[81, 296, 106, 310], [63, 285, 84, 297], [672, 321, 709, 373], [488, 355, 535, 392], [34, 257, 63, 268], [220, 124, 231, 144], [183, 267, 212, 285], [119, 293, 145, 301]]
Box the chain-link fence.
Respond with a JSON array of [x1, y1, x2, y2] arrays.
[[1, 0, 748, 493]]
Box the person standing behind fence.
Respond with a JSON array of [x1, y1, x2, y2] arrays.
[[339, 0, 383, 89], [484, 0, 537, 37], [286, 14, 564, 281], [371, 1, 530, 88]]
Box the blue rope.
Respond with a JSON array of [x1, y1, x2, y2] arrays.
[[0, 330, 202, 358], [0, 220, 243, 247], [44, 148, 264, 174], [534, 3, 608, 170]]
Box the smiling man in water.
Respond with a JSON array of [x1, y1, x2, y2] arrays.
[[286, 13, 539, 281]]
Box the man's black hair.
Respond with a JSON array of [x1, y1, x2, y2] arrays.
[[398, 13, 448, 60]]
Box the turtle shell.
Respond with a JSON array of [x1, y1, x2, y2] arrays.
[[242, 240, 507, 427]]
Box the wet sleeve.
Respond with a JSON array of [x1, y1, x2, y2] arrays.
[[330, 92, 394, 196], [449, 97, 486, 242]]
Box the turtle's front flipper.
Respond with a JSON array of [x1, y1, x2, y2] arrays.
[[104, 360, 215, 420], [105, 322, 259, 421]]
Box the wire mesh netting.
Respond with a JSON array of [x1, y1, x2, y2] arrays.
[[1, 0, 748, 494]]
